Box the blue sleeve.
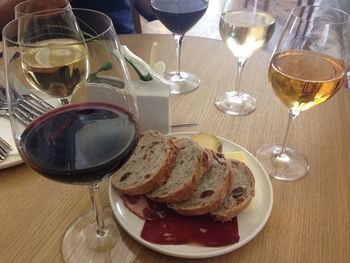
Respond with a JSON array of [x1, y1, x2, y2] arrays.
[[70, 0, 135, 33]]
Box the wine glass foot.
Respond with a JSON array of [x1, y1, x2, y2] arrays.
[[215, 91, 256, 115], [166, 71, 200, 94], [256, 144, 309, 181], [62, 207, 121, 262]]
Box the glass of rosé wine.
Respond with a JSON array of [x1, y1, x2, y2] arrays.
[[256, 5, 350, 181]]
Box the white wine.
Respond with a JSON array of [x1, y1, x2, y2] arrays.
[[21, 38, 88, 98], [269, 50, 345, 112], [220, 10, 275, 59]]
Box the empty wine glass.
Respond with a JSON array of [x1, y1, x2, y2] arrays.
[[215, 0, 276, 115], [150, 0, 209, 94], [256, 5, 350, 181], [3, 8, 139, 262]]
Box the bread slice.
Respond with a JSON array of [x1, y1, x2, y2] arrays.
[[111, 130, 178, 195], [211, 160, 255, 221], [168, 152, 232, 216], [146, 137, 210, 202]]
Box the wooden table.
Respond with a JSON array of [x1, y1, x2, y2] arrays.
[[1, 34, 349, 263]]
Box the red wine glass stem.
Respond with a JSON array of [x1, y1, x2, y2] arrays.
[[89, 183, 108, 237], [173, 33, 184, 77]]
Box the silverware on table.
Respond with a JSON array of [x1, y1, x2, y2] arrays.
[[0, 86, 53, 125], [170, 123, 197, 128], [0, 136, 12, 162]]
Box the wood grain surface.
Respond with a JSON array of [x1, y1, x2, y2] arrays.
[[0, 34, 349, 263]]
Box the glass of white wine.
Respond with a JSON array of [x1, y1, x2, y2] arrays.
[[215, 0, 276, 115], [16, 6, 88, 105], [256, 5, 350, 181]]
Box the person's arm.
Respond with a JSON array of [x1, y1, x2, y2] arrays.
[[0, 0, 24, 32]]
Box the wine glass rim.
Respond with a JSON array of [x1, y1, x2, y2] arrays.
[[2, 8, 114, 47], [291, 5, 350, 25], [14, 0, 71, 17]]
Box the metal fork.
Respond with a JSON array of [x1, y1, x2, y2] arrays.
[[0, 86, 53, 125], [0, 136, 12, 162]]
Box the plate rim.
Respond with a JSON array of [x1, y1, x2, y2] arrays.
[[0, 118, 23, 170], [108, 132, 273, 258]]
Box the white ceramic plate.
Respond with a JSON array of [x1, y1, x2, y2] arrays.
[[0, 118, 23, 169], [109, 132, 273, 259]]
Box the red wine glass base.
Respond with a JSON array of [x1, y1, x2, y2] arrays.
[[61, 207, 122, 262], [166, 71, 200, 94]]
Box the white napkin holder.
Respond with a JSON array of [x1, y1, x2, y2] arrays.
[[121, 45, 171, 133], [133, 79, 170, 134]]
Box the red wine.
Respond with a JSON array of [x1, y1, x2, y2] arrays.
[[19, 103, 138, 184], [151, 0, 208, 34]]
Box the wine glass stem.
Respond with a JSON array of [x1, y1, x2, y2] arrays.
[[278, 109, 300, 156], [235, 57, 247, 94], [173, 33, 184, 77], [89, 183, 108, 237]]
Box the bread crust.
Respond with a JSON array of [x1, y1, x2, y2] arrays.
[[211, 160, 255, 221], [111, 130, 178, 195], [168, 153, 233, 216], [147, 140, 210, 202], [125, 138, 177, 194]]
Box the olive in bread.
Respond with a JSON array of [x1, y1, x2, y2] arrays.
[[111, 130, 178, 195], [211, 160, 255, 221]]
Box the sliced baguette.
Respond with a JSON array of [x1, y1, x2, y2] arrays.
[[211, 160, 255, 221], [111, 130, 178, 195], [168, 152, 232, 216], [146, 137, 210, 202]]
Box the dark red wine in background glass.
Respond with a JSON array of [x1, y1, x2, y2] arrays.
[[19, 102, 138, 185], [151, 0, 209, 34]]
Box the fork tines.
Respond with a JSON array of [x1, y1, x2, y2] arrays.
[[24, 93, 54, 112], [15, 94, 54, 124], [0, 84, 54, 125], [0, 137, 12, 162]]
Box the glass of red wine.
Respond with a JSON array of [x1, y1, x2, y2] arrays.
[[3, 8, 139, 262], [150, 0, 209, 94]]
